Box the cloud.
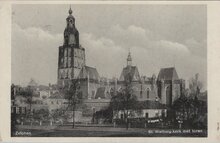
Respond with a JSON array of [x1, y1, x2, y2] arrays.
[[108, 24, 152, 48], [185, 38, 207, 57], [107, 24, 190, 54], [12, 23, 207, 90], [81, 25, 206, 89], [13, 24, 62, 43], [128, 25, 146, 37], [81, 33, 127, 78], [12, 23, 62, 86], [155, 40, 190, 54]]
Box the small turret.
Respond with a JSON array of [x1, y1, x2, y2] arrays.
[[127, 52, 132, 67]]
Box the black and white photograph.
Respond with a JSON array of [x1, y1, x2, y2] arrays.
[[10, 4, 208, 137]]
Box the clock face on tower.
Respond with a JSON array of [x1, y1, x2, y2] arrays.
[[68, 19, 74, 27]]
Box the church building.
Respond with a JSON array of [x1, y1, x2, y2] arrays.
[[56, 8, 185, 123]]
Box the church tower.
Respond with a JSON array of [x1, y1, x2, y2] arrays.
[[57, 7, 86, 88]]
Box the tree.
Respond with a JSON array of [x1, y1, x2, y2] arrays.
[[93, 108, 113, 123], [50, 107, 69, 124], [11, 85, 35, 125], [11, 84, 15, 99], [189, 73, 203, 96], [33, 109, 50, 124], [63, 79, 82, 128], [19, 85, 35, 125], [172, 87, 207, 129], [188, 73, 206, 124], [172, 94, 189, 121], [110, 72, 138, 130], [17, 85, 34, 113], [11, 84, 16, 136]]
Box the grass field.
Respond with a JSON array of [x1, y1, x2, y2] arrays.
[[12, 125, 207, 137]]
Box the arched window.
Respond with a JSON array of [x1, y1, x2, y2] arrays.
[[64, 57, 67, 68], [68, 48, 71, 57], [64, 48, 67, 57], [140, 90, 143, 98], [65, 69, 68, 79], [140, 84, 143, 98], [166, 85, 172, 106], [68, 58, 71, 67], [147, 88, 150, 99], [147, 90, 149, 98]]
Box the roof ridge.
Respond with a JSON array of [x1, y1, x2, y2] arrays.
[[85, 65, 96, 70], [161, 67, 175, 70]]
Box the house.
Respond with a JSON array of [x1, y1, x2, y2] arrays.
[[46, 92, 68, 112], [113, 100, 167, 122]]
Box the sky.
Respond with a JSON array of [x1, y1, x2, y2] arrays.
[[11, 4, 207, 90]]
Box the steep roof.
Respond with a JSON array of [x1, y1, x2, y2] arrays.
[[157, 67, 179, 81], [95, 87, 106, 99], [78, 66, 100, 80], [28, 79, 38, 87], [119, 66, 141, 81]]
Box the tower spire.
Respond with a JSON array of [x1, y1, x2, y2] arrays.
[[127, 50, 132, 67], [69, 5, 73, 15]]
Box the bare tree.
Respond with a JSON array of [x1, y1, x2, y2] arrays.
[[15, 85, 34, 113], [63, 79, 82, 128], [26, 86, 34, 113], [189, 73, 203, 96], [110, 72, 138, 130]]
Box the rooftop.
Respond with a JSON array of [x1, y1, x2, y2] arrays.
[[157, 67, 179, 81], [119, 66, 141, 82], [78, 66, 100, 81]]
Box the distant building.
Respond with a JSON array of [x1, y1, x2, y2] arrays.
[[46, 93, 68, 112], [11, 83, 64, 115], [113, 100, 167, 121], [11, 95, 28, 115]]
